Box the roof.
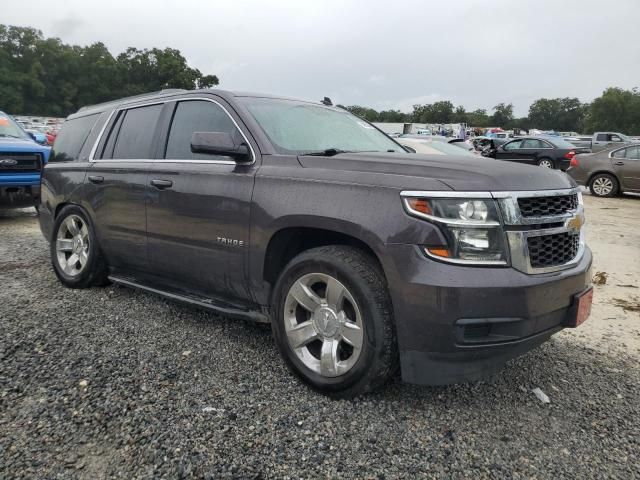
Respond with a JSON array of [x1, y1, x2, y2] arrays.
[[71, 88, 324, 119]]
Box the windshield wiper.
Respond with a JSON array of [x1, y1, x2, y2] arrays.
[[301, 148, 354, 157], [0, 134, 22, 138]]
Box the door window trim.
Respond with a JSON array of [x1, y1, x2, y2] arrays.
[[88, 97, 256, 165]]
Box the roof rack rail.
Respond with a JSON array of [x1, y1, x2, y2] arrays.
[[77, 89, 187, 112]]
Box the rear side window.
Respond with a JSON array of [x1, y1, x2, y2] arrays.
[[111, 104, 163, 159], [165, 100, 240, 160], [50, 114, 100, 162], [521, 139, 546, 148], [596, 134, 607, 141]]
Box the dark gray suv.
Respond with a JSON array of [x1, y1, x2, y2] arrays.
[[39, 89, 593, 397]]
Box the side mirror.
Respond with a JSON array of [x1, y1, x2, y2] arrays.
[[190, 131, 250, 161]]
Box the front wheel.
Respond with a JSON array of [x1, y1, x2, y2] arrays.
[[50, 205, 109, 288], [271, 246, 398, 397], [589, 173, 619, 197]]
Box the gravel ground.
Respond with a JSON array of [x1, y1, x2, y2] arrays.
[[1, 201, 639, 479]]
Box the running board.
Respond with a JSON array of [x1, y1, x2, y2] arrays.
[[108, 275, 270, 323]]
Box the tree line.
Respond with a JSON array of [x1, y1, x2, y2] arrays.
[[2, 24, 639, 134], [0, 25, 219, 117], [340, 88, 640, 134]]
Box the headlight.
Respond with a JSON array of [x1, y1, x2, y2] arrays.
[[402, 195, 508, 265]]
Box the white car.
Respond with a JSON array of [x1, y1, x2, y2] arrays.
[[398, 137, 477, 156]]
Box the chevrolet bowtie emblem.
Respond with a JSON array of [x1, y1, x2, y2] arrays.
[[566, 214, 585, 232]]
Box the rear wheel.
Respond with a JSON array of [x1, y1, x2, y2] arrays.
[[589, 173, 619, 197], [51, 205, 109, 288], [538, 158, 555, 168], [271, 246, 397, 397]]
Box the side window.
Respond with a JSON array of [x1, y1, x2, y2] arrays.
[[521, 139, 544, 149], [50, 114, 100, 162], [611, 134, 622, 142], [612, 148, 626, 158], [503, 140, 522, 151], [165, 100, 242, 160], [625, 146, 640, 159], [596, 134, 607, 141], [111, 104, 163, 159]]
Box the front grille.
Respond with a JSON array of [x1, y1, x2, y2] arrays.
[[518, 194, 578, 217], [527, 232, 580, 268], [0, 152, 42, 173]]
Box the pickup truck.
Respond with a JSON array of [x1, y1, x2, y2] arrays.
[[37, 89, 593, 397], [0, 111, 51, 208], [568, 132, 633, 152]]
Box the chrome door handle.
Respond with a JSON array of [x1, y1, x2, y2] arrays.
[[88, 175, 104, 184], [150, 179, 173, 189]]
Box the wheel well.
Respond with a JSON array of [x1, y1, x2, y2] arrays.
[[263, 227, 383, 285], [587, 170, 619, 187], [54, 202, 71, 218]]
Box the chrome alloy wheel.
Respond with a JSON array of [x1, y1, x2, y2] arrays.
[[55, 214, 90, 277], [284, 273, 364, 378], [592, 177, 614, 196], [538, 159, 554, 168]]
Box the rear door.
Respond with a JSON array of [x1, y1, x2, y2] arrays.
[[612, 146, 640, 191], [84, 103, 163, 273], [145, 96, 258, 301]]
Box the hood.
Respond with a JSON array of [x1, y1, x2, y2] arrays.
[[0, 137, 51, 161], [298, 152, 576, 192]]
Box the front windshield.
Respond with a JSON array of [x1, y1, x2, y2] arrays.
[[0, 114, 29, 139], [240, 97, 402, 155]]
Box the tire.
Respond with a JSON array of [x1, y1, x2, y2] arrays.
[[50, 205, 109, 288], [589, 173, 619, 197], [271, 246, 398, 398], [537, 158, 555, 169]]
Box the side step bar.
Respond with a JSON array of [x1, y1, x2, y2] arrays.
[[108, 275, 270, 323]]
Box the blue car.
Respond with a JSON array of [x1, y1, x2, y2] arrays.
[[0, 112, 51, 208]]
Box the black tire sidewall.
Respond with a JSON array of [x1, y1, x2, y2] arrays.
[[590, 174, 619, 197], [50, 205, 105, 288], [272, 249, 388, 394]]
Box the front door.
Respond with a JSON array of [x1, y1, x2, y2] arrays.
[[145, 97, 258, 301], [84, 103, 164, 272]]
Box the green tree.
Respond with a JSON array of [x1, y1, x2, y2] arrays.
[[344, 105, 379, 122], [583, 88, 640, 134], [466, 109, 490, 127], [0, 24, 220, 116], [491, 103, 514, 127], [528, 97, 586, 132], [411, 101, 454, 123], [377, 109, 409, 122]]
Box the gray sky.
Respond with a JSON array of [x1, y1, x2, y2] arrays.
[[6, 0, 640, 116]]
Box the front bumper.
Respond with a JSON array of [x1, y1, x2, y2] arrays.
[[384, 243, 593, 385], [0, 184, 40, 208]]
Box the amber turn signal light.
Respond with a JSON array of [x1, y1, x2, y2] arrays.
[[407, 198, 432, 215], [426, 247, 451, 258]]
